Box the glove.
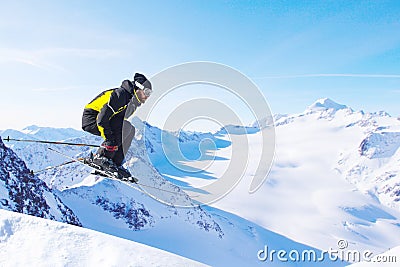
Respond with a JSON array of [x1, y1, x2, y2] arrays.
[[101, 139, 118, 152]]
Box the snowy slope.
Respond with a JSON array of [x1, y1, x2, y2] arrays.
[[348, 246, 400, 266], [215, 99, 400, 254], [147, 98, 400, 260], [1, 124, 343, 266], [0, 136, 80, 226], [0, 126, 102, 188], [337, 123, 400, 209], [55, 121, 335, 266], [59, 176, 342, 266], [2, 99, 400, 266], [0, 208, 207, 267]]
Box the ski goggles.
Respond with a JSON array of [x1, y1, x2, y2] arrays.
[[134, 81, 152, 97]]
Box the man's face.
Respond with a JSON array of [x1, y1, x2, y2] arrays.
[[136, 89, 149, 103]]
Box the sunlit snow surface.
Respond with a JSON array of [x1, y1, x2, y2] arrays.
[[2, 98, 400, 266], [0, 209, 207, 267]]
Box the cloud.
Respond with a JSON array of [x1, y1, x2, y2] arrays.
[[0, 47, 124, 72], [0, 48, 67, 72], [13, 58, 51, 70], [31, 85, 85, 92]]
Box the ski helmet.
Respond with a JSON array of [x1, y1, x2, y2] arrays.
[[133, 73, 152, 97]]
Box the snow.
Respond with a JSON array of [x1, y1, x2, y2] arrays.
[[59, 177, 337, 266], [0, 208, 207, 267], [208, 104, 400, 254], [347, 246, 400, 266], [306, 98, 349, 112], [143, 98, 400, 259], [0, 127, 102, 189], [0, 125, 342, 266], [0, 136, 81, 226], [2, 99, 400, 266], [19, 125, 83, 141]]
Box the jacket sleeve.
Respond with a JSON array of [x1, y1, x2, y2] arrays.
[[96, 89, 126, 141], [96, 104, 115, 141]]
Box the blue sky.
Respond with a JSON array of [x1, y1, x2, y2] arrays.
[[1, 0, 399, 130]]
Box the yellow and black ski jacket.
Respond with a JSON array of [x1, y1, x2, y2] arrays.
[[82, 80, 141, 141]]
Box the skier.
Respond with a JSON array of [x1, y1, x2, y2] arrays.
[[81, 73, 152, 178]]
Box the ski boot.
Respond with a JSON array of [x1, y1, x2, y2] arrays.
[[88, 154, 119, 177], [117, 165, 131, 178], [116, 165, 138, 183]]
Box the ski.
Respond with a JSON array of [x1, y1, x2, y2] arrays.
[[47, 147, 138, 183], [47, 147, 188, 202]]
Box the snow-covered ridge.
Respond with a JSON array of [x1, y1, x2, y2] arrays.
[[206, 98, 400, 259], [0, 208, 207, 267], [130, 98, 400, 262], [19, 124, 83, 140], [307, 97, 349, 112], [359, 131, 400, 159], [0, 127, 102, 189], [2, 98, 400, 266], [0, 121, 344, 266], [0, 136, 80, 226]]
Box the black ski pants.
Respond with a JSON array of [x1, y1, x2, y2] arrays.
[[82, 118, 135, 166]]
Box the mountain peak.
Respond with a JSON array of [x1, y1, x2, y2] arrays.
[[18, 125, 84, 141], [307, 98, 348, 112], [21, 125, 41, 134]]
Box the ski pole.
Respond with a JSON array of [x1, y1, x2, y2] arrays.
[[31, 158, 85, 175], [3, 136, 100, 148], [47, 147, 192, 197]]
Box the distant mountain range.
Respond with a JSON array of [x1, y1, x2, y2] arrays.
[[1, 98, 400, 266], [0, 120, 328, 266]]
